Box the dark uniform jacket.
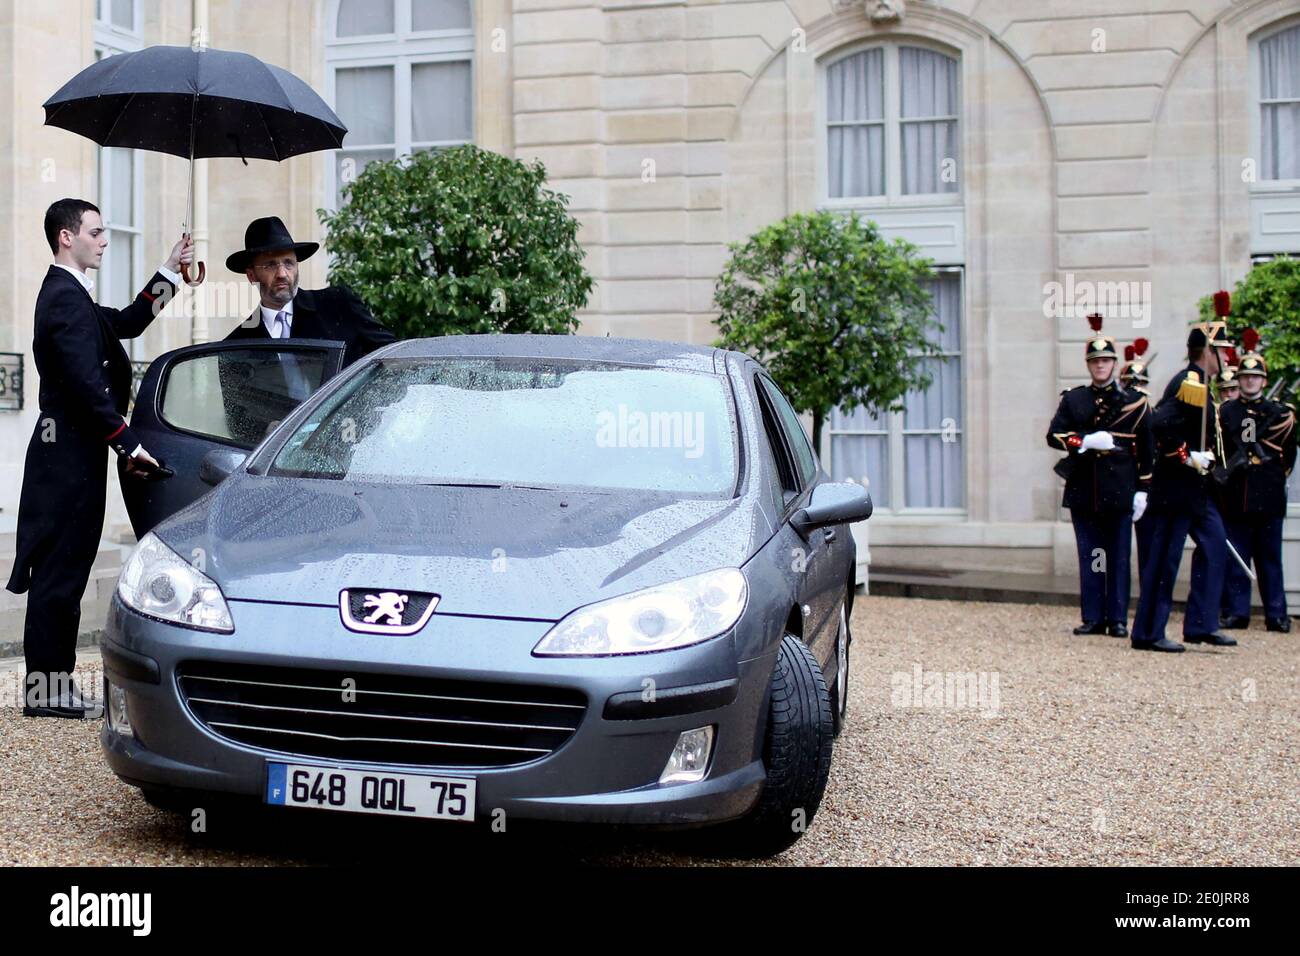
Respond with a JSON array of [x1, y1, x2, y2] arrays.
[[1047, 380, 1153, 512], [223, 284, 395, 368], [1219, 396, 1297, 517], [5, 266, 176, 593], [1148, 363, 1223, 517]]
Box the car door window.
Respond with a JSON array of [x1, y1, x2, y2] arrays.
[[759, 376, 817, 488], [754, 375, 800, 506], [160, 346, 336, 449]]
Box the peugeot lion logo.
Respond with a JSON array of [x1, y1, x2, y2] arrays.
[[363, 591, 408, 626], [340, 589, 440, 635]]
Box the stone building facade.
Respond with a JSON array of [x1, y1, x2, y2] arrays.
[[0, 0, 1298, 605]]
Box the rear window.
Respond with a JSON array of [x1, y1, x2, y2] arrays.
[[269, 357, 738, 496]]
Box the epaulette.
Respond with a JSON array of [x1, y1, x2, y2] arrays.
[[1176, 370, 1207, 408]]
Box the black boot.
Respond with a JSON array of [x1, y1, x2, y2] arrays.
[[1184, 632, 1238, 647], [1265, 617, 1291, 633], [1073, 621, 1105, 635], [1131, 638, 1185, 653], [1220, 615, 1250, 629], [1106, 622, 1129, 638], [22, 673, 102, 720]]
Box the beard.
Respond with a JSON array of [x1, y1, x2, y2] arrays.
[[260, 277, 297, 306]]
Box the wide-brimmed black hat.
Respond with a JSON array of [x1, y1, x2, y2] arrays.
[[226, 216, 319, 273]]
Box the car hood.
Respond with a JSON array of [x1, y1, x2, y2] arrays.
[[156, 476, 770, 621]]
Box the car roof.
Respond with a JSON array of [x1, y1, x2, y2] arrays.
[[374, 334, 730, 373]]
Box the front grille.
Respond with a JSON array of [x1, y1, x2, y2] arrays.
[[177, 661, 586, 769]]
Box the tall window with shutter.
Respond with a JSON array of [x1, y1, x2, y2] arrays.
[[325, 0, 474, 208], [821, 42, 964, 512], [93, 0, 144, 357]]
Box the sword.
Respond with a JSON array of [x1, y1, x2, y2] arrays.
[[1224, 539, 1257, 581]]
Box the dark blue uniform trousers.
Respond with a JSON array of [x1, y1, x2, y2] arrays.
[[1070, 509, 1133, 625], [1222, 514, 1288, 621], [1132, 501, 1227, 641], [1134, 511, 1155, 585]]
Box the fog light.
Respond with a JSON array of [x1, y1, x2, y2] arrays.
[[106, 680, 133, 738], [659, 726, 714, 785]]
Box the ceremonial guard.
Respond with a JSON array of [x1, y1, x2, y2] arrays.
[[1219, 329, 1297, 632], [1120, 340, 1156, 575], [1130, 293, 1237, 651], [1047, 315, 1153, 637], [1216, 365, 1240, 403]]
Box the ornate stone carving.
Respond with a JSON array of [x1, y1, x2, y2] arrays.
[[830, 1, 909, 22]]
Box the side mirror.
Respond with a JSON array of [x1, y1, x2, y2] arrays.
[[199, 447, 248, 487], [790, 481, 873, 539]]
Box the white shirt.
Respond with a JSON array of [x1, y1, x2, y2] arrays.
[[260, 298, 295, 338], [54, 263, 94, 293]]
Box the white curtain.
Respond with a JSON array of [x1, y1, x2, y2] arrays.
[[827, 49, 885, 198], [413, 0, 472, 31], [412, 61, 474, 144], [336, 66, 395, 145], [902, 273, 963, 508], [900, 47, 959, 194], [337, 0, 395, 37], [1261, 26, 1300, 180]]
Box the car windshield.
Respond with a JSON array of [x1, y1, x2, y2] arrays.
[[268, 356, 738, 495]]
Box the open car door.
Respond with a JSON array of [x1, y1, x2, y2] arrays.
[[120, 338, 347, 537]]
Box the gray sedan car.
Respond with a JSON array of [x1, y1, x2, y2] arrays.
[[102, 334, 870, 855]]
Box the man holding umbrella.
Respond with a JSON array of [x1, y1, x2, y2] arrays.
[[6, 198, 193, 718]]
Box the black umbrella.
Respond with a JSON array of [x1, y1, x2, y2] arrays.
[[43, 44, 348, 285]]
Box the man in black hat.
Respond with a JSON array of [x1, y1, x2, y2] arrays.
[[1130, 316, 1236, 651], [7, 198, 192, 717], [224, 216, 394, 367], [1046, 315, 1153, 638], [1219, 334, 1296, 632]]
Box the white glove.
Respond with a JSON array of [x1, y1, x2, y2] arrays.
[[1188, 450, 1215, 472], [1080, 431, 1115, 452], [1132, 491, 1148, 522]]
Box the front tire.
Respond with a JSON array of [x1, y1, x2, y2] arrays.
[[719, 632, 834, 857]]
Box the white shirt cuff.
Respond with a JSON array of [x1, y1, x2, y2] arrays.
[[157, 264, 181, 286], [129, 444, 143, 458]]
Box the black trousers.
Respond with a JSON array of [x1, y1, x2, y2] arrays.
[[8, 424, 109, 679], [20, 520, 104, 677]]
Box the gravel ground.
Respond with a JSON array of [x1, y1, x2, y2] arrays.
[[1, 594, 1296, 866]]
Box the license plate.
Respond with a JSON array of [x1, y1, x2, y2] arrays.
[[265, 763, 475, 821]]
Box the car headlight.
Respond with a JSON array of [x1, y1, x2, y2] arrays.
[[116, 532, 234, 633], [533, 568, 747, 657]]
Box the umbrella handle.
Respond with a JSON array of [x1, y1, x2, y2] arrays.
[[181, 260, 205, 286]]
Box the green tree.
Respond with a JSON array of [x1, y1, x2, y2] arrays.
[[1198, 257, 1300, 390], [713, 210, 941, 448], [319, 145, 593, 338]]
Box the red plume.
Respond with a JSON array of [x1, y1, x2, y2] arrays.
[[1224, 347, 1239, 366], [1242, 328, 1260, 353], [1133, 337, 1149, 357], [1213, 290, 1231, 317], [1086, 313, 1104, 332], [1124, 345, 1135, 361]]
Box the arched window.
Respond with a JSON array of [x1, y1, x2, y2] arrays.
[[824, 43, 960, 202], [1258, 22, 1300, 182], [326, 0, 474, 207]]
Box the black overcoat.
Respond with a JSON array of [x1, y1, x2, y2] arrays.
[[6, 266, 175, 593]]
